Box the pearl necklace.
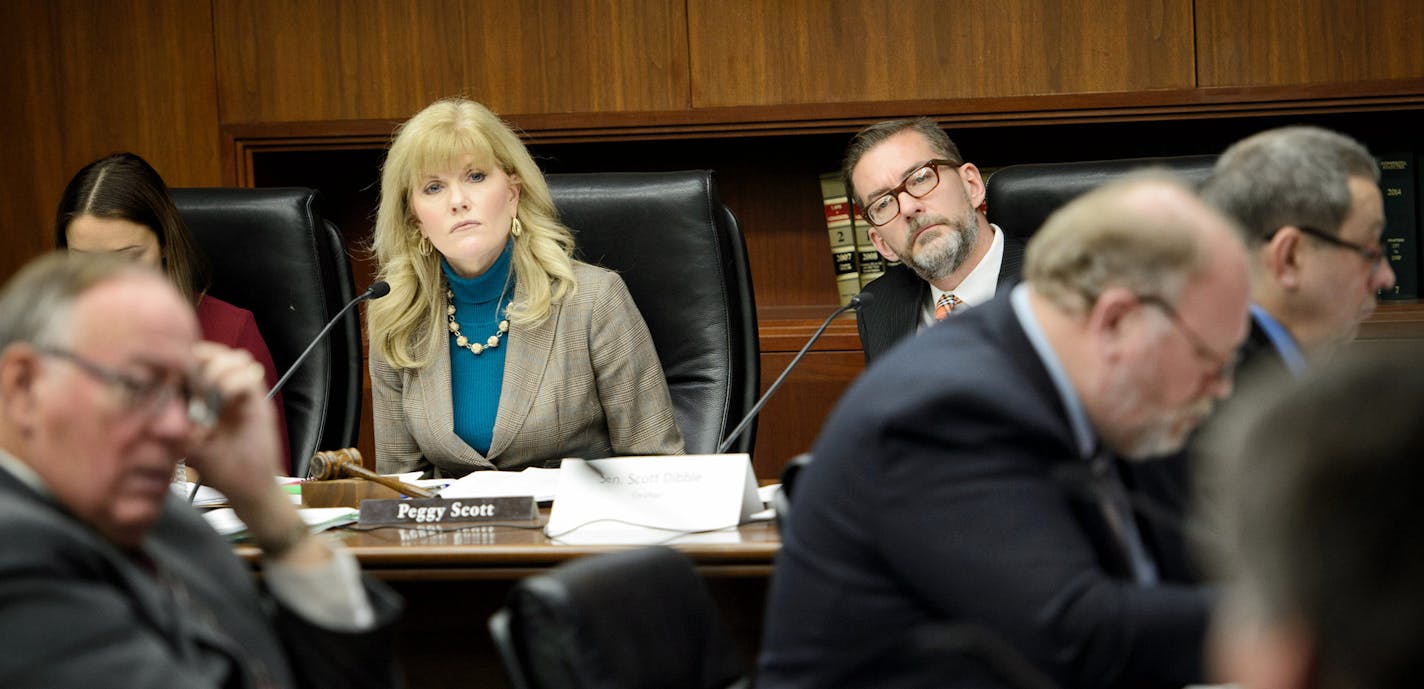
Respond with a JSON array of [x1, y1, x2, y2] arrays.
[[447, 288, 509, 355]]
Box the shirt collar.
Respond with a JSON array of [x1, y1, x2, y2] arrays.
[[0, 446, 50, 496], [923, 223, 1006, 325], [1249, 303, 1308, 378], [1010, 284, 1096, 459]]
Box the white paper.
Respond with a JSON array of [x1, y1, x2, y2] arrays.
[[202, 507, 358, 539], [171, 481, 226, 507], [174, 475, 306, 507], [545, 454, 759, 543], [438, 466, 561, 502], [546, 524, 743, 546]]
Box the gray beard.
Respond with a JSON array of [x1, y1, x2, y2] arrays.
[[902, 211, 979, 284]]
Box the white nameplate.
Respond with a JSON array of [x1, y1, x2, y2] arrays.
[[545, 454, 760, 542], [358, 496, 537, 527]]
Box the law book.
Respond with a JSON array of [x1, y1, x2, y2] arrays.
[[853, 201, 887, 288], [1378, 153, 1418, 301], [820, 172, 861, 306]]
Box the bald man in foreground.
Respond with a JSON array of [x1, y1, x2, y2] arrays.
[[760, 173, 1251, 689]]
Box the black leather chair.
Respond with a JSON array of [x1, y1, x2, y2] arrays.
[[546, 171, 760, 455], [171, 188, 360, 477], [772, 452, 812, 536], [488, 546, 750, 689], [985, 155, 1219, 244]]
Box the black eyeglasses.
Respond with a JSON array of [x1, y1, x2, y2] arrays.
[[1135, 295, 1243, 384], [36, 346, 220, 427], [861, 159, 958, 227], [1281, 225, 1386, 275]]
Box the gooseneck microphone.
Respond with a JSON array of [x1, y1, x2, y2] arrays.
[[716, 292, 873, 454], [188, 281, 390, 502], [267, 280, 390, 401]]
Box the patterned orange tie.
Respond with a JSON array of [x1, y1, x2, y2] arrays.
[[934, 293, 962, 321]]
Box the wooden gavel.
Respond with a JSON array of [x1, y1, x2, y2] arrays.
[[308, 448, 437, 499]]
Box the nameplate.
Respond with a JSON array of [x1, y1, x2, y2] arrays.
[[357, 496, 537, 526], [545, 454, 760, 543]]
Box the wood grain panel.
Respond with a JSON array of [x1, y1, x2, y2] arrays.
[[752, 350, 864, 479], [213, 0, 690, 123], [687, 0, 1196, 108], [0, 0, 221, 282], [1197, 0, 1424, 87]]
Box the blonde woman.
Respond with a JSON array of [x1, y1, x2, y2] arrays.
[[368, 98, 684, 477]]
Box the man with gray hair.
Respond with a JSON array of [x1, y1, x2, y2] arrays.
[[1202, 125, 1393, 377], [1126, 126, 1396, 584], [0, 253, 401, 688], [759, 173, 1249, 689], [844, 117, 1025, 362]]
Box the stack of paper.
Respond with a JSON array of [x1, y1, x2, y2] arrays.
[[203, 507, 359, 540], [439, 466, 560, 502]]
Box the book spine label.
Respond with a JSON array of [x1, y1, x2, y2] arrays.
[[1378, 154, 1418, 300], [821, 173, 861, 305]]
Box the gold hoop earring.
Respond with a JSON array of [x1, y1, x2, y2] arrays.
[[511, 216, 523, 238], [417, 234, 433, 257]]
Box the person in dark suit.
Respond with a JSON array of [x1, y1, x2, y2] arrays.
[[758, 173, 1251, 689], [1203, 125, 1394, 378], [842, 118, 1025, 362], [1199, 352, 1424, 689], [1124, 126, 1395, 583], [0, 253, 402, 689]]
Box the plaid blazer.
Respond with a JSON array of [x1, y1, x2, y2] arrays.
[[371, 261, 684, 476]]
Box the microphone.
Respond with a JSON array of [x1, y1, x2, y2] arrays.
[[267, 280, 390, 401], [188, 281, 389, 502], [716, 293, 873, 454]]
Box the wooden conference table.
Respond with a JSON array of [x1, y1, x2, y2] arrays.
[[240, 513, 781, 689]]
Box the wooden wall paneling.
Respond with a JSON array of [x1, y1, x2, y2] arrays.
[[213, 0, 691, 124], [753, 350, 864, 480], [0, 0, 221, 282], [686, 0, 1196, 108], [1196, 0, 1424, 88]]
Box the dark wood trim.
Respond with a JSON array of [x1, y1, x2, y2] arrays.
[[221, 79, 1424, 152], [756, 307, 862, 353]]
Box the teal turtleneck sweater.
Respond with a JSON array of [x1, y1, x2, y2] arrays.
[[442, 241, 514, 455]]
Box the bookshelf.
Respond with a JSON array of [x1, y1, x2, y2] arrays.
[[228, 84, 1424, 478]]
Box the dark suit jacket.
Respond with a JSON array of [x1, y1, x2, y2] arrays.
[[758, 294, 1210, 689], [857, 235, 1025, 363], [0, 468, 403, 689]]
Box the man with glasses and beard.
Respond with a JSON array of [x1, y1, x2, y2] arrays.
[[844, 117, 1025, 362], [759, 173, 1249, 689]]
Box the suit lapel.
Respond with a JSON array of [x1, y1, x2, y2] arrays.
[[997, 235, 1025, 288], [417, 324, 493, 468], [487, 279, 556, 458]]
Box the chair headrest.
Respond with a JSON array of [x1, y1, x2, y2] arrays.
[[986, 155, 1218, 243]]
